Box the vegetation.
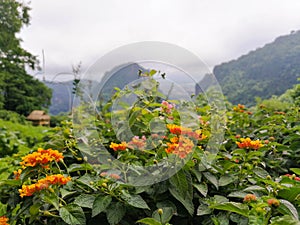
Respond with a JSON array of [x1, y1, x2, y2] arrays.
[[0, 0, 52, 116], [214, 30, 300, 106], [1, 71, 300, 224]]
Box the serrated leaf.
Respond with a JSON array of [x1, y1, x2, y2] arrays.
[[76, 174, 97, 191], [74, 194, 96, 209], [211, 202, 249, 217], [243, 185, 266, 192], [197, 203, 212, 216], [152, 207, 174, 224], [61, 189, 77, 199], [278, 199, 299, 220], [270, 215, 300, 225], [253, 167, 269, 179], [193, 183, 208, 197], [106, 202, 126, 225], [169, 170, 194, 215], [121, 191, 149, 209], [137, 218, 161, 225], [203, 172, 219, 189], [278, 187, 300, 202], [248, 214, 264, 225], [43, 192, 59, 211], [92, 195, 112, 217], [219, 175, 237, 186], [68, 163, 93, 173], [59, 204, 86, 225], [228, 191, 247, 198]]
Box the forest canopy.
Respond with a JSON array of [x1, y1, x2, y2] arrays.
[[0, 0, 52, 115]]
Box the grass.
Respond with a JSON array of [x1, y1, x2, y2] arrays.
[[0, 119, 52, 180]]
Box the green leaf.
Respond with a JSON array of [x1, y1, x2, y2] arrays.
[[228, 191, 247, 198], [169, 170, 194, 215], [203, 172, 219, 189], [92, 195, 112, 217], [0, 179, 21, 186], [243, 185, 266, 192], [68, 163, 94, 173], [76, 174, 97, 191], [59, 204, 86, 225], [29, 203, 42, 216], [219, 175, 237, 186], [213, 212, 230, 225], [152, 207, 174, 224], [211, 202, 249, 217], [74, 194, 96, 209], [61, 189, 77, 199], [270, 215, 300, 225], [290, 168, 300, 176], [137, 218, 161, 225], [121, 190, 149, 209], [248, 214, 264, 225], [197, 203, 212, 216], [278, 187, 300, 202], [253, 167, 269, 179], [191, 168, 202, 182], [193, 183, 208, 197], [43, 192, 60, 211], [278, 199, 299, 220], [106, 202, 126, 225]]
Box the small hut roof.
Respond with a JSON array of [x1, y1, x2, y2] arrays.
[[27, 110, 50, 121]]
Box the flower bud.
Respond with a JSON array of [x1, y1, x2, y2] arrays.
[[158, 208, 163, 215]]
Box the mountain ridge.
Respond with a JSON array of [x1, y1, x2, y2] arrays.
[[214, 30, 300, 105]]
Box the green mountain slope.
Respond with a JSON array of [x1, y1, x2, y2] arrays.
[[214, 30, 300, 105]]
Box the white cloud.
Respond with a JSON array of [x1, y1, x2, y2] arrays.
[[20, 0, 300, 78]]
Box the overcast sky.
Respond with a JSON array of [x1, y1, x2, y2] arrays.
[[19, 0, 300, 79]]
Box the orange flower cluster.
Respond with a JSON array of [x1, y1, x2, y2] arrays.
[[233, 104, 252, 115], [109, 142, 127, 151], [127, 136, 146, 150], [236, 138, 264, 150], [165, 136, 194, 159], [19, 174, 71, 198], [0, 216, 9, 225], [267, 198, 280, 207], [243, 194, 257, 203], [166, 124, 207, 141], [20, 148, 63, 168]]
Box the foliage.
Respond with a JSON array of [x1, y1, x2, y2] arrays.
[[0, 110, 27, 124], [2, 71, 300, 224], [0, 0, 52, 115], [0, 118, 51, 180], [214, 30, 300, 106]]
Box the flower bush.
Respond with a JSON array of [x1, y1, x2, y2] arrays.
[[1, 71, 300, 224]]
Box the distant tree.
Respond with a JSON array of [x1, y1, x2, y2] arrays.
[[0, 0, 52, 115]]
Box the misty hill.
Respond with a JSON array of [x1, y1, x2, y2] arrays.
[[45, 63, 146, 115], [44, 81, 74, 115], [214, 30, 300, 105]]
